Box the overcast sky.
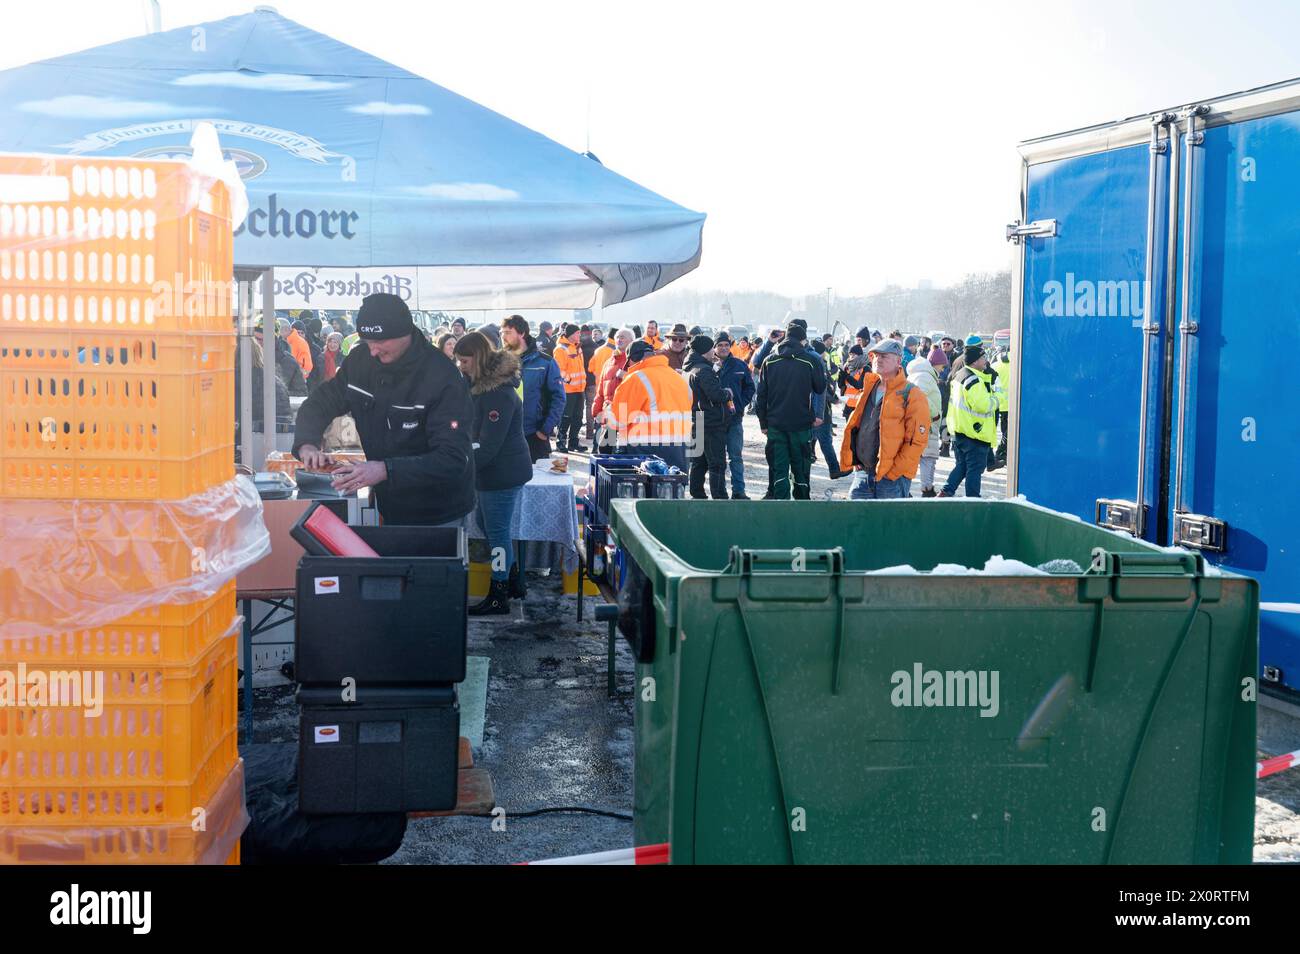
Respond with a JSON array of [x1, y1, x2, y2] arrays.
[[4, 0, 1300, 297]]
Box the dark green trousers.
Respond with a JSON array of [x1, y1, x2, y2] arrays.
[[767, 428, 812, 499]]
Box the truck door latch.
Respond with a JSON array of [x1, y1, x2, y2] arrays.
[[1006, 218, 1058, 244]]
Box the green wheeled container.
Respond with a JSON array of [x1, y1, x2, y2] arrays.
[[607, 498, 1258, 864]]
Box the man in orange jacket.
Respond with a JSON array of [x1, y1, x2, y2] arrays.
[[553, 323, 589, 452], [838, 338, 930, 499], [589, 330, 616, 384], [592, 328, 635, 451], [641, 319, 664, 351], [607, 340, 692, 471], [279, 317, 313, 377]]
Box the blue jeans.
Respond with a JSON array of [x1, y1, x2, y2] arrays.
[[849, 471, 912, 499], [725, 419, 746, 496], [942, 434, 988, 497], [812, 418, 839, 476], [476, 486, 522, 581]]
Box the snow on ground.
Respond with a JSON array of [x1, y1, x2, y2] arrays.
[[1255, 696, 1300, 862]]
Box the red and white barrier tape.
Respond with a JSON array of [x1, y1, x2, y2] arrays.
[[1258, 748, 1300, 780], [517, 843, 669, 866]]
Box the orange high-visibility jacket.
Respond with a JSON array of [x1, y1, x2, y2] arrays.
[[733, 339, 751, 363], [838, 370, 930, 481], [589, 343, 615, 379], [641, 333, 663, 351], [608, 354, 692, 446], [841, 363, 864, 409], [287, 329, 313, 376], [554, 341, 588, 394]]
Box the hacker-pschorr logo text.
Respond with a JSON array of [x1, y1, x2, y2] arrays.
[[50, 885, 151, 934]]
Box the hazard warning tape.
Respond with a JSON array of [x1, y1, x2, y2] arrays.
[[1258, 748, 1300, 780], [517, 843, 669, 865]]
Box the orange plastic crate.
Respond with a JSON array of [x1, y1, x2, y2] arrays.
[[0, 334, 234, 499], [0, 628, 239, 826], [0, 154, 232, 334], [0, 447, 232, 499], [0, 328, 234, 373], [0, 757, 246, 864], [0, 581, 236, 667]]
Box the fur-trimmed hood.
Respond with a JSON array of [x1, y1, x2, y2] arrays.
[[471, 349, 521, 395]]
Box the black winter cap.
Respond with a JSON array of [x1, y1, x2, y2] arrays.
[[690, 335, 715, 355], [356, 294, 414, 340]]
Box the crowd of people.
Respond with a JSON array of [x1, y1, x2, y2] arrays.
[[284, 294, 1014, 617], [537, 316, 1014, 502], [426, 311, 1015, 507], [250, 309, 356, 399]]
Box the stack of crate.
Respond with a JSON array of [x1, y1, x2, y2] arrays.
[[0, 154, 244, 864]]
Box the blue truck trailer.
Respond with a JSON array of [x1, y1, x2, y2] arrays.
[[1007, 77, 1298, 689]]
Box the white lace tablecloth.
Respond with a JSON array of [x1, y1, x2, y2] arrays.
[[468, 462, 580, 572]]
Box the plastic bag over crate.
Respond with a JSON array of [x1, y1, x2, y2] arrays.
[[0, 475, 270, 640]]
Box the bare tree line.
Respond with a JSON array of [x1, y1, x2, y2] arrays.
[[608, 271, 1012, 337]]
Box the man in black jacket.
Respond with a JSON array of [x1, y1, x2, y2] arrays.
[[754, 322, 826, 500], [296, 316, 325, 393], [293, 293, 476, 527], [263, 326, 307, 395], [537, 321, 556, 357], [683, 335, 730, 499], [714, 332, 756, 498], [579, 324, 599, 442]]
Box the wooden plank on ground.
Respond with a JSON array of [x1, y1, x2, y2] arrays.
[[409, 737, 495, 818]]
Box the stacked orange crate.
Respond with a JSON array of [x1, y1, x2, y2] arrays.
[[0, 154, 234, 498], [0, 154, 245, 863]]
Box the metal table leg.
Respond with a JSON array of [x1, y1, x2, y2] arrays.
[[241, 599, 254, 743], [577, 553, 585, 622], [607, 619, 617, 696], [593, 603, 620, 697], [514, 540, 527, 599]]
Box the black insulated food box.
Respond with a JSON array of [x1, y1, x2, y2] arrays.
[[295, 524, 468, 685], [298, 686, 460, 815]]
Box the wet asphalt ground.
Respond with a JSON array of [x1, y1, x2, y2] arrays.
[[388, 581, 637, 865], [240, 412, 1300, 863], [241, 575, 637, 865]]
